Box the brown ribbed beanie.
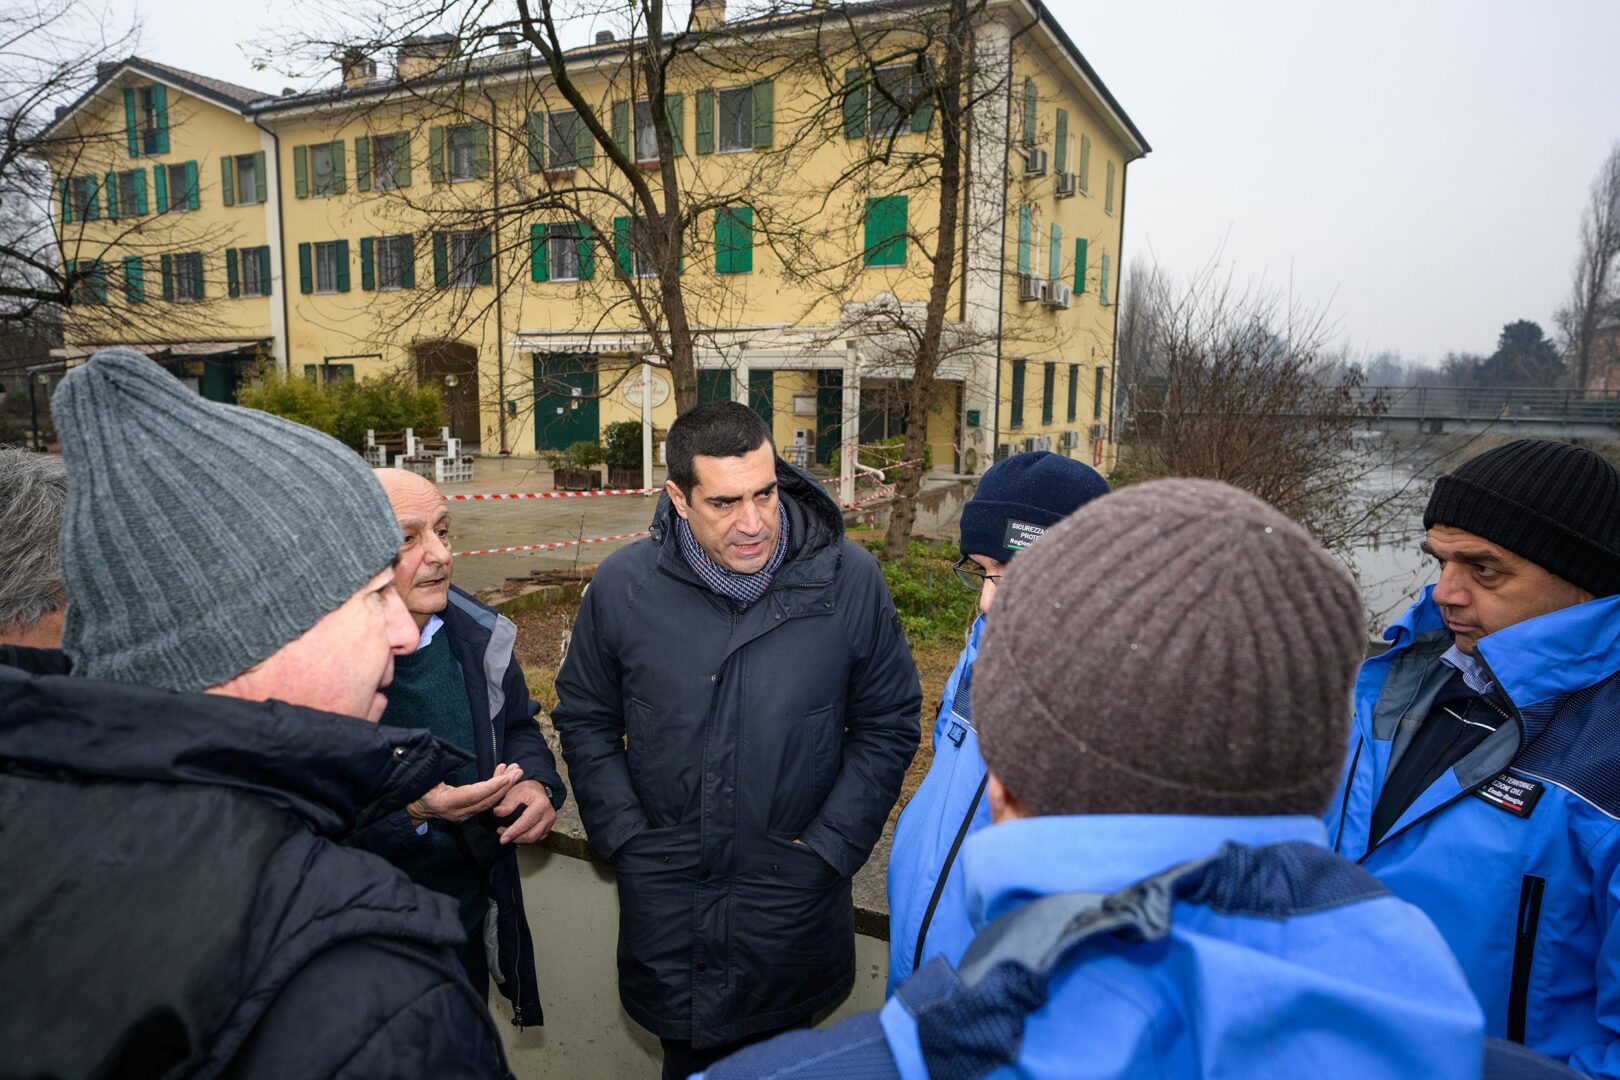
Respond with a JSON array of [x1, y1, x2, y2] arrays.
[[975, 478, 1365, 819]]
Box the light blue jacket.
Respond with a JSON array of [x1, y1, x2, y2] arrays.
[[886, 616, 987, 995], [703, 814, 1484, 1079], [1326, 589, 1620, 1076]]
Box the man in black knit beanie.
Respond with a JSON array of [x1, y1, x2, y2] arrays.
[[1326, 438, 1620, 1074]]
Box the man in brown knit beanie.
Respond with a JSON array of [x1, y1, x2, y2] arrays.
[[702, 478, 1487, 1080]]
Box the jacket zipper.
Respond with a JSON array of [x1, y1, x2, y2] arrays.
[[1508, 874, 1546, 1043], [1332, 738, 1363, 855], [913, 772, 988, 971]]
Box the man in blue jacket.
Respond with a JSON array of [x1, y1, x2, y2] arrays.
[[702, 479, 1484, 1079], [886, 451, 1108, 994], [1326, 439, 1620, 1075]]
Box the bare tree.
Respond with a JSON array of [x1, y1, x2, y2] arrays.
[[1558, 140, 1620, 390]]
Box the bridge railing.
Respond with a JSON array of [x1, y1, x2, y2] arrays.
[[1357, 386, 1620, 424]]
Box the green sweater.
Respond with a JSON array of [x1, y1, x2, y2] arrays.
[[379, 629, 488, 936]]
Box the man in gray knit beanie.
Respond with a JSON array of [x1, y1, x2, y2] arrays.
[[0, 348, 511, 1077]]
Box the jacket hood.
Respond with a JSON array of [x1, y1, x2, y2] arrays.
[[0, 665, 467, 837], [648, 458, 846, 572]]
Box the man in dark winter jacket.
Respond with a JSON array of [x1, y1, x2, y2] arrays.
[[0, 348, 510, 1079], [553, 400, 922, 1080], [354, 467, 565, 1025]]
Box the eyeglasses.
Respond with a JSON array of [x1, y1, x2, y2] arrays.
[[952, 556, 1002, 592]]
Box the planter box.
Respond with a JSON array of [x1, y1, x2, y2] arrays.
[[608, 467, 643, 489], [554, 468, 603, 491]]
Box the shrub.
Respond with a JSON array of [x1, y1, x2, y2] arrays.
[[237, 365, 444, 450], [566, 440, 605, 470], [861, 536, 978, 648], [602, 421, 643, 470]]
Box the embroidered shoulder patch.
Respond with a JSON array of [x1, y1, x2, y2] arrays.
[[1473, 772, 1544, 819]]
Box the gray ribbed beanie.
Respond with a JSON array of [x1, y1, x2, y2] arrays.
[[52, 348, 402, 691], [975, 478, 1365, 819]]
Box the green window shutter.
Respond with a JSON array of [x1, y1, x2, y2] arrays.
[[1054, 109, 1068, 172], [58, 179, 71, 224], [753, 80, 773, 147], [1010, 357, 1025, 427], [153, 165, 168, 212], [1042, 361, 1055, 425], [575, 113, 595, 166], [293, 145, 308, 198], [254, 151, 267, 202], [399, 234, 415, 288], [695, 89, 714, 154], [394, 134, 412, 186], [334, 239, 350, 292], [258, 246, 271, 294], [132, 168, 147, 214], [360, 236, 375, 290], [160, 254, 174, 300], [1016, 205, 1031, 275], [863, 195, 906, 267], [474, 231, 492, 285], [472, 121, 489, 179], [843, 69, 866, 138], [332, 141, 346, 194], [185, 161, 198, 210], [1067, 362, 1079, 422], [89, 261, 106, 304], [531, 224, 548, 282], [355, 137, 371, 191], [665, 94, 683, 156], [1100, 253, 1110, 305], [191, 256, 204, 300], [1073, 238, 1087, 292], [613, 216, 632, 277], [123, 88, 139, 157], [577, 221, 594, 280], [226, 248, 240, 297], [1078, 133, 1091, 192], [123, 255, 144, 303], [86, 177, 100, 221], [429, 127, 445, 183], [716, 206, 753, 274], [152, 85, 169, 154], [526, 113, 545, 171], [1048, 223, 1061, 280], [1022, 77, 1037, 146], [611, 100, 629, 156], [432, 232, 448, 286], [104, 171, 119, 220], [297, 243, 312, 294], [220, 156, 235, 206], [1105, 160, 1115, 213]]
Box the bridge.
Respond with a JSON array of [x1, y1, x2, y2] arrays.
[[1357, 386, 1620, 439]]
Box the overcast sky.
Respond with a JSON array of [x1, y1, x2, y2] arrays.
[[97, 0, 1620, 365]]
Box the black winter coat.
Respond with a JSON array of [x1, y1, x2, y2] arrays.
[[349, 585, 565, 1027], [553, 461, 921, 1048], [0, 651, 511, 1079]]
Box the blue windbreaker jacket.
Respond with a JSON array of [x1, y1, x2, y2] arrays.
[[702, 815, 1484, 1079], [1326, 588, 1620, 1077], [886, 615, 987, 995]]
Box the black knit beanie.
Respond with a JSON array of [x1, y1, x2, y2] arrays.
[[1424, 440, 1620, 598], [959, 451, 1110, 564]]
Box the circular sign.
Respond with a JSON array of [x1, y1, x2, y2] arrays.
[[620, 369, 671, 409]]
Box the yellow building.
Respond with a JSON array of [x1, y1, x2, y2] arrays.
[[43, 0, 1147, 475]]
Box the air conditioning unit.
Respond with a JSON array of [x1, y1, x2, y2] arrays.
[[1088, 423, 1106, 441], [1059, 430, 1079, 449], [793, 428, 813, 446], [995, 442, 1013, 462], [1055, 171, 1077, 198], [1023, 147, 1048, 178], [1022, 437, 1039, 453], [1044, 281, 1072, 309], [1018, 273, 1047, 302]]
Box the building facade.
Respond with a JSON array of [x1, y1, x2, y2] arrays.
[[42, 0, 1147, 473]]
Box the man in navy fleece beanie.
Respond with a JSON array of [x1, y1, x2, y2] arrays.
[[885, 451, 1109, 993]]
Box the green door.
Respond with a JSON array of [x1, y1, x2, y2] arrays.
[[200, 355, 241, 403], [815, 369, 842, 464], [698, 369, 733, 404], [749, 369, 774, 428], [532, 353, 599, 452]]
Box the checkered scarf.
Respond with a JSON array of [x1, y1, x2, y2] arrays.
[[674, 501, 790, 607]]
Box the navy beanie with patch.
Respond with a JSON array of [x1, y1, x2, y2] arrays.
[[959, 451, 1110, 563]]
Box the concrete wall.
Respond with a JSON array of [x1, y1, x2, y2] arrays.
[[491, 847, 889, 1079]]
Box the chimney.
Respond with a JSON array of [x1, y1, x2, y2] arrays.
[[339, 47, 378, 88], [594, 29, 616, 45], [691, 0, 727, 31], [396, 33, 459, 80]]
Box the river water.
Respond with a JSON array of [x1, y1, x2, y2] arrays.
[[1341, 456, 1438, 637]]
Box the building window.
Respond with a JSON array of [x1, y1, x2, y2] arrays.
[[870, 66, 920, 138], [548, 223, 582, 281], [630, 217, 659, 278], [449, 229, 484, 286], [234, 155, 259, 205], [167, 163, 193, 212], [310, 144, 337, 197], [373, 133, 406, 191], [169, 252, 203, 301], [448, 124, 478, 181], [717, 87, 754, 152], [1042, 362, 1055, 425], [548, 110, 582, 170], [304, 363, 355, 384], [633, 101, 658, 162], [118, 170, 141, 216], [70, 260, 107, 305], [238, 248, 265, 297], [863, 195, 907, 267], [70, 175, 97, 219], [1067, 362, 1079, 422], [1010, 357, 1026, 428], [1093, 367, 1106, 420], [314, 241, 342, 293], [140, 86, 165, 155], [376, 235, 410, 289]]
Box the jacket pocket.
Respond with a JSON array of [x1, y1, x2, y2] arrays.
[[766, 705, 837, 836], [1508, 874, 1546, 1044]]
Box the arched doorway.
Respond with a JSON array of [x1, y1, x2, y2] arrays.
[[415, 341, 480, 450]]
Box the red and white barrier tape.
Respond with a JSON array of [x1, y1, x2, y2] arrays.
[[447, 488, 658, 501], [453, 531, 649, 557]]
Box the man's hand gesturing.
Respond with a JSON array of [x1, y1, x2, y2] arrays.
[[407, 762, 523, 825]]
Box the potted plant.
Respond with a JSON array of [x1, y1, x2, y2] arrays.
[[602, 420, 645, 488], [548, 440, 605, 490]]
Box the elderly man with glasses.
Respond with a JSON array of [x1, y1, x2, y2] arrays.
[[885, 451, 1110, 994]]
